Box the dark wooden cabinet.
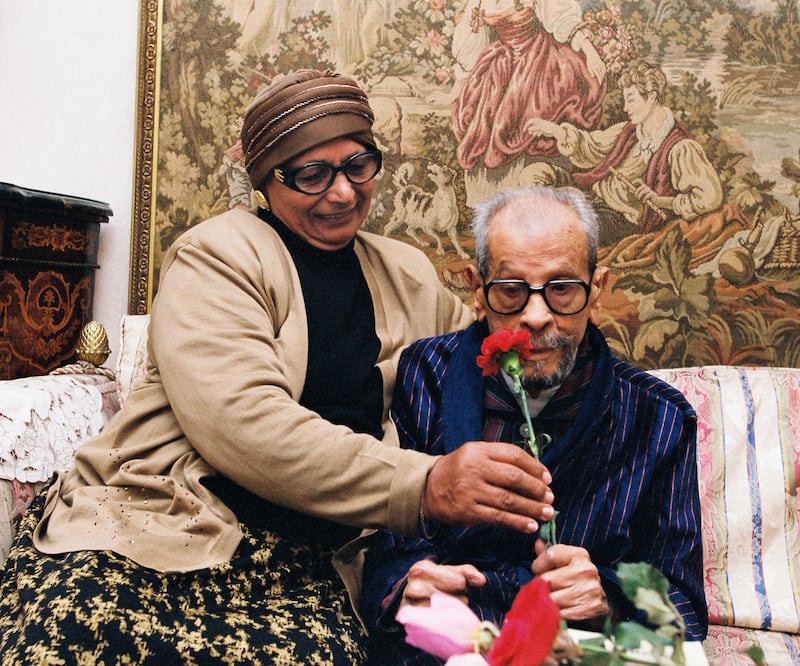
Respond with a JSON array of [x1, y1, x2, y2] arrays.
[[0, 182, 111, 379]]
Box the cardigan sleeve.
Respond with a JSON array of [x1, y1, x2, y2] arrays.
[[360, 334, 456, 630]]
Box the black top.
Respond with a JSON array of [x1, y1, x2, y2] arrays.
[[204, 211, 385, 548], [264, 211, 384, 440]]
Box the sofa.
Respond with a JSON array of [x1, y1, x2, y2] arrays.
[[1, 315, 798, 664]]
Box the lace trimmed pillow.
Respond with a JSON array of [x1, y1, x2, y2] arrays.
[[0, 374, 108, 483]]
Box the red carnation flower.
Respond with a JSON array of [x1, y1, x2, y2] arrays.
[[476, 329, 533, 377]]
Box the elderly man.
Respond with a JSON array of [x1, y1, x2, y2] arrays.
[[360, 185, 707, 664]]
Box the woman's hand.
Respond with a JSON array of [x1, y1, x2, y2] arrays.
[[424, 441, 555, 534], [572, 29, 607, 83]]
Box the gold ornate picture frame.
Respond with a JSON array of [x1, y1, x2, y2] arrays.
[[130, 0, 161, 314], [130, 0, 800, 369]]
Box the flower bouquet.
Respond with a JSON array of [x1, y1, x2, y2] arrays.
[[582, 6, 637, 77], [397, 562, 705, 665]]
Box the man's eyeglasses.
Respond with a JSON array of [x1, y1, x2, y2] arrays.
[[483, 278, 592, 316], [273, 150, 382, 195]]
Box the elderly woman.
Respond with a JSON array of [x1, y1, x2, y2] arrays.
[[0, 71, 554, 663]]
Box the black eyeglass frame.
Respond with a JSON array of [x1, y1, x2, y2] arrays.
[[272, 150, 383, 195], [483, 277, 593, 316]]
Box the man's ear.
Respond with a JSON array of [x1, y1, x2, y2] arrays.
[[588, 266, 610, 326], [464, 265, 487, 321]]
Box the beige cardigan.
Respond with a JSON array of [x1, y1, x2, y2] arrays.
[[34, 209, 472, 573]]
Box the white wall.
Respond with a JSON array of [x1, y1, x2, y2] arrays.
[[0, 0, 140, 367]]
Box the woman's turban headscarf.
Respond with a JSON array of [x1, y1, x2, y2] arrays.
[[241, 69, 377, 190]]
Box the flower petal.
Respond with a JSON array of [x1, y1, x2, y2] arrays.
[[507, 329, 533, 359], [476, 351, 501, 376], [476, 329, 534, 378], [486, 578, 561, 666], [397, 592, 482, 659]]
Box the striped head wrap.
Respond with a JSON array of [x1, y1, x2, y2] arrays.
[[241, 69, 376, 190]]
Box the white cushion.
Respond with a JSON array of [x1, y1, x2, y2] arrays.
[[115, 314, 150, 406]]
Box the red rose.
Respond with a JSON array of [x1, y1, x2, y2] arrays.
[[476, 329, 533, 377], [486, 577, 561, 666]]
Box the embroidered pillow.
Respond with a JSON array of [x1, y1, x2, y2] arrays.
[[0, 374, 113, 483]]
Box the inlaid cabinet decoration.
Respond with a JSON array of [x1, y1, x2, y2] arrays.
[[0, 183, 111, 379]]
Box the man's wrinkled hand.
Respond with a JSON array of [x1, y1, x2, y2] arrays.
[[401, 559, 486, 607], [532, 540, 609, 622]]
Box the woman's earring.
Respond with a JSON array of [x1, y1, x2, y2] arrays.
[[253, 190, 270, 210]]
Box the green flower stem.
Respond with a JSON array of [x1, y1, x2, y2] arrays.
[[513, 374, 538, 458], [504, 359, 557, 547]]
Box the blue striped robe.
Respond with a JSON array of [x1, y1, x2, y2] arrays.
[[361, 321, 707, 662]]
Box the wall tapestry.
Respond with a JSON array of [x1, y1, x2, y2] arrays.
[[132, 0, 800, 369]]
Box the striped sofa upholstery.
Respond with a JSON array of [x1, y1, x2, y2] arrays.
[[650, 366, 800, 665]]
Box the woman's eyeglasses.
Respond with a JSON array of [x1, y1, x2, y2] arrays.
[[273, 150, 382, 195], [483, 278, 592, 316]]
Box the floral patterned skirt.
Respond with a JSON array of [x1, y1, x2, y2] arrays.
[[0, 488, 368, 665]]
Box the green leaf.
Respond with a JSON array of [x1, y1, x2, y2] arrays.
[[618, 562, 667, 594], [579, 652, 619, 665], [742, 645, 766, 665], [613, 621, 673, 649], [613, 271, 663, 295], [617, 562, 684, 632], [538, 513, 559, 547], [633, 588, 678, 626]]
